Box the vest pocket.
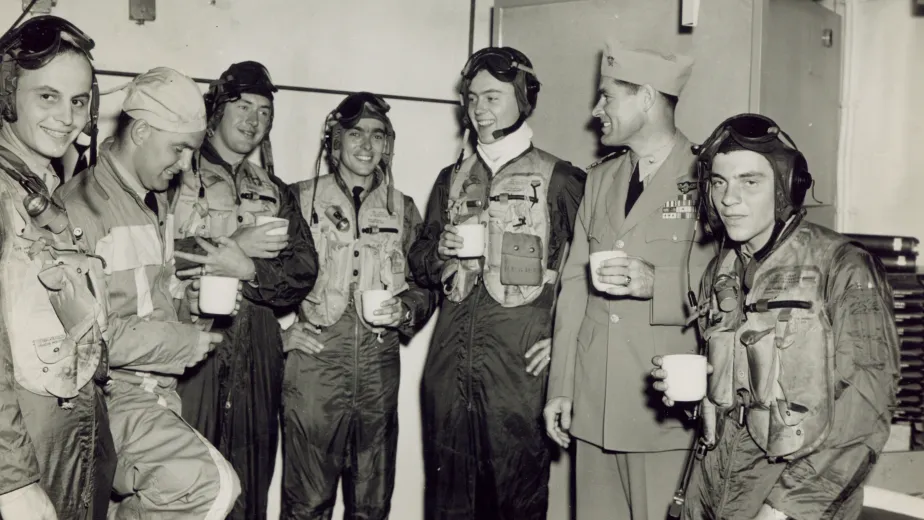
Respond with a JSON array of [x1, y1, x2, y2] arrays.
[[741, 326, 780, 405], [500, 232, 543, 287], [389, 250, 406, 275], [312, 225, 331, 266], [705, 327, 736, 407], [771, 316, 835, 458]]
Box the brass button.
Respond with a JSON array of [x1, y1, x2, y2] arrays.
[[609, 314, 620, 324], [615, 240, 625, 249]]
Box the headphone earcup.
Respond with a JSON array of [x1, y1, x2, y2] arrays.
[[82, 74, 98, 136], [0, 57, 18, 123], [698, 164, 723, 235], [525, 75, 540, 110], [204, 84, 221, 121], [322, 127, 331, 154], [330, 127, 341, 152], [789, 152, 812, 206]]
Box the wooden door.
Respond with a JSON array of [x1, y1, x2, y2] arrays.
[[758, 0, 842, 228]]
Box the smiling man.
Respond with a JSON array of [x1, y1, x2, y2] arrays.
[[58, 67, 241, 519], [651, 114, 899, 520], [408, 47, 586, 520], [282, 92, 437, 519], [0, 15, 116, 520], [170, 61, 318, 520], [543, 40, 714, 520]]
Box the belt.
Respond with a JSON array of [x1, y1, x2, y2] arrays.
[[108, 370, 161, 393]]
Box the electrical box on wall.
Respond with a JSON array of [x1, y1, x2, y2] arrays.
[[23, 0, 56, 14], [129, 0, 156, 24]]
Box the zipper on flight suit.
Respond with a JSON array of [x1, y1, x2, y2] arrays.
[[466, 286, 481, 412], [349, 187, 361, 408], [352, 304, 361, 408], [81, 393, 96, 510]]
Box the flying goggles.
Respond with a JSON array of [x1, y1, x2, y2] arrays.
[[461, 47, 535, 82], [1, 15, 94, 69]]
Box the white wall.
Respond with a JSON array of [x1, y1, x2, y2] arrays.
[[10, 0, 922, 516], [835, 0, 924, 239], [0, 1, 492, 519]]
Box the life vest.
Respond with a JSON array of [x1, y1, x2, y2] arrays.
[[0, 158, 106, 398], [173, 153, 282, 239], [442, 148, 557, 308], [699, 222, 848, 461], [295, 174, 407, 330]]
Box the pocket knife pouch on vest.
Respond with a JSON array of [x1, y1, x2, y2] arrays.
[[499, 232, 543, 287]]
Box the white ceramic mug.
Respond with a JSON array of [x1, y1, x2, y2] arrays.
[[256, 215, 288, 236], [455, 223, 485, 258], [589, 250, 628, 291], [362, 289, 393, 324], [277, 312, 297, 331], [198, 275, 239, 316], [661, 354, 708, 402]]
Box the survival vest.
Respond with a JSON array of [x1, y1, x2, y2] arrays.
[[0, 148, 107, 398], [173, 153, 282, 239], [442, 148, 557, 308], [296, 174, 407, 330], [699, 222, 849, 461]]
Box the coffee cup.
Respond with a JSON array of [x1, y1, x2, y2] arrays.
[[198, 275, 238, 316], [256, 215, 288, 236], [362, 289, 392, 324], [455, 223, 485, 258], [589, 250, 628, 292], [661, 354, 708, 402]]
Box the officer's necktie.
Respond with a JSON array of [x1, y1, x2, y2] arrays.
[[143, 191, 158, 216], [352, 186, 364, 213], [73, 143, 89, 178], [625, 163, 643, 216]]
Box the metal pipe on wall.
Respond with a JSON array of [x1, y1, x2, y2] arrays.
[[94, 69, 462, 106], [92, 0, 482, 108]]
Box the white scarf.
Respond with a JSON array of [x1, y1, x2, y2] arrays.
[[476, 122, 533, 174]]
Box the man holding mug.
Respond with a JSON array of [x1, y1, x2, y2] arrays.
[[408, 47, 586, 519], [170, 61, 318, 520], [651, 113, 899, 520], [543, 40, 714, 520], [59, 67, 241, 519], [281, 92, 437, 519]]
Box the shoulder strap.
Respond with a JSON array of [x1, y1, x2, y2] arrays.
[[298, 177, 323, 224], [586, 147, 628, 170], [0, 144, 45, 196]]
